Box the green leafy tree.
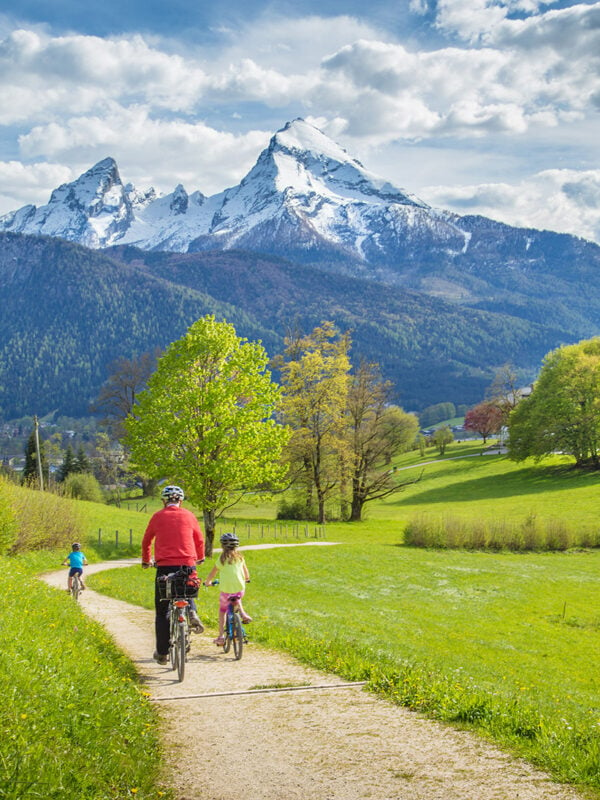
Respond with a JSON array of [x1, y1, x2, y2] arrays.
[[279, 322, 351, 524], [346, 360, 420, 521], [432, 425, 453, 455], [509, 338, 600, 467], [125, 316, 289, 555]]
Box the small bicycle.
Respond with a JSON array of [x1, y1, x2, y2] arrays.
[[209, 580, 248, 661], [70, 571, 83, 601], [159, 567, 200, 682]]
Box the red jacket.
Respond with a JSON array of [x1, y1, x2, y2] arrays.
[[142, 505, 205, 566]]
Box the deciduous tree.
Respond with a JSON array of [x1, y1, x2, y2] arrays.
[[464, 402, 504, 443], [278, 322, 350, 524], [509, 338, 600, 467], [346, 361, 419, 521], [125, 316, 289, 554], [432, 425, 453, 455], [92, 349, 160, 439]]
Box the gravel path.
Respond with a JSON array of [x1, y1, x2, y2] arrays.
[[43, 553, 586, 800]]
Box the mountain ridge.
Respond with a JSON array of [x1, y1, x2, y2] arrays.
[[0, 231, 569, 419]]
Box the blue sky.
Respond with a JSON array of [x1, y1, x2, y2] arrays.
[[0, 0, 599, 242]]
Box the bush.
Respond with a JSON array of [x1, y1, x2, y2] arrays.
[[60, 472, 105, 503], [404, 512, 598, 552], [277, 498, 314, 521]]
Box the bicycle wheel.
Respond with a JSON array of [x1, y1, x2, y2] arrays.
[[232, 612, 244, 660], [169, 607, 177, 670], [71, 575, 80, 601], [176, 622, 186, 682], [223, 611, 232, 653]]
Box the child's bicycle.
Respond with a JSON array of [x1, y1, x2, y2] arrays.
[[158, 567, 200, 682], [70, 571, 83, 601], [209, 580, 248, 661]]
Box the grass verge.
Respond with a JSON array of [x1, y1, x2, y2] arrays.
[[0, 551, 169, 800]]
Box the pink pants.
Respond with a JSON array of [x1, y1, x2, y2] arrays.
[[219, 591, 244, 613]]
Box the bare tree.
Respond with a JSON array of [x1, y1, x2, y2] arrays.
[[346, 360, 420, 521], [92, 349, 161, 439]]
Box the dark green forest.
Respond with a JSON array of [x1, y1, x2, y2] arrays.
[[0, 230, 593, 419]]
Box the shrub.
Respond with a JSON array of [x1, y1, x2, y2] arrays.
[[545, 518, 573, 551], [404, 512, 597, 552], [60, 472, 105, 503], [277, 498, 314, 521]]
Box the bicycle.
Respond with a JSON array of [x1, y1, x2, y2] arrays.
[[70, 571, 83, 601], [159, 567, 199, 682], [209, 581, 248, 660]]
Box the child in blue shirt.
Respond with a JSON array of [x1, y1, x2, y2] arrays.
[[62, 542, 88, 592]]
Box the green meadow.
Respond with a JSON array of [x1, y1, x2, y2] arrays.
[[3, 441, 600, 797], [87, 443, 600, 795]]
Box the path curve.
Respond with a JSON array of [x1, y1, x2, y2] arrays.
[[43, 550, 585, 800]]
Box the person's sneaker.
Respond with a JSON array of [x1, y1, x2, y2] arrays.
[[153, 651, 168, 665], [189, 611, 204, 632]]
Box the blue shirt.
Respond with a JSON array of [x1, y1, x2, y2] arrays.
[[67, 551, 86, 569]]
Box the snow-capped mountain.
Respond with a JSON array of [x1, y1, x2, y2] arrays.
[[0, 119, 468, 260], [2, 118, 600, 302]]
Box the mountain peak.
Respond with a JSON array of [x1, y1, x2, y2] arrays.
[[272, 118, 354, 165]]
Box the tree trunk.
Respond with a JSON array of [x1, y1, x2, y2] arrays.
[[203, 508, 216, 558], [349, 494, 363, 522]]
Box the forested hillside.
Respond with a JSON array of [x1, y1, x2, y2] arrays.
[[0, 234, 275, 418], [0, 232, 572, 419]]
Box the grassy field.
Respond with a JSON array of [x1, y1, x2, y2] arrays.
[[86, 443, 600, 795], [0, 550, 166, 800], [6, 441, 598, 797]]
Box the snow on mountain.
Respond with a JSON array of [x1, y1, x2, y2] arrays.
[[0, 158, 137, 249], [0, 119, 472, 263]]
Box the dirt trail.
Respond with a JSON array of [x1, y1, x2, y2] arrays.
[[43, 552, 586, 800]]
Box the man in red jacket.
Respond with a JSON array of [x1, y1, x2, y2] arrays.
[[142, 485, 205, 665]]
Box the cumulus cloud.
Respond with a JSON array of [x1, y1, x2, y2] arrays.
[[433, 0, 564, 42], [0, 6, 598, 243], [420, 169, 600, 244], [0, 160, 73, 210], [0, 29, 208, 122], [16, 106, 271, 198], [315, 0, 600, 142]]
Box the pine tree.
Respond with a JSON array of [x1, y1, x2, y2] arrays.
[[57, 444, 76, 482], [75, 444, 90, 474]]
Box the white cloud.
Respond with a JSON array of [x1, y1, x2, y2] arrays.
[[0, 29, 208, 122], [0, 160, 73, 210], [16, 106, 271, 197], [421, 169, 600, 244], [433, 0, 564, 42]]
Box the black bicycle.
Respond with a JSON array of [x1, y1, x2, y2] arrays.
[[160, 568, 199, 682]]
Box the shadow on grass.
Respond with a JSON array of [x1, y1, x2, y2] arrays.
[[400, 463, 600, 506]]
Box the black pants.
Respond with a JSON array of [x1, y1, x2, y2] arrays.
[[154, 565, 198, 655]]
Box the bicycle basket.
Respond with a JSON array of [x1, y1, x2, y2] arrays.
[[159, 568, 200, 599]]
